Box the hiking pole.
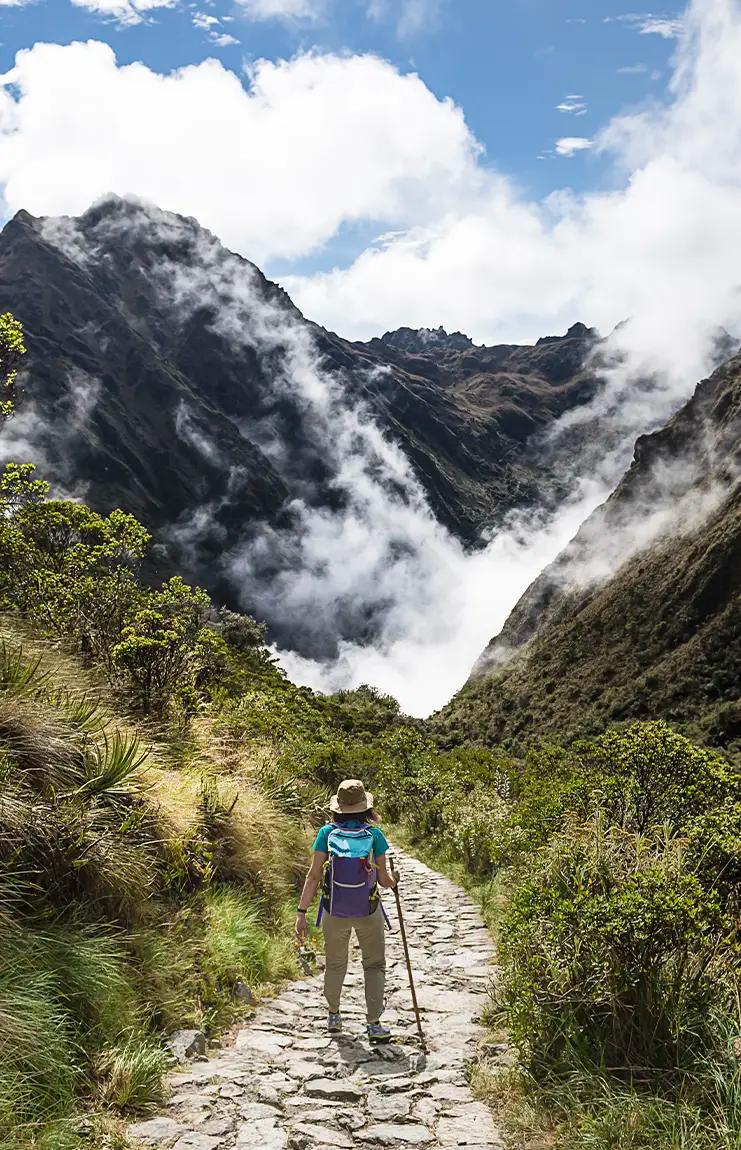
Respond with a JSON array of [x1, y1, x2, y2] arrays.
[[389, 854, 426, 1050]]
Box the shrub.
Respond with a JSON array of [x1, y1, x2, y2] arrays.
[[498, 817, 731, 1075]]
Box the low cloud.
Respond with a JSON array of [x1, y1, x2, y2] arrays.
[[0, 368, 102, 500], [555, 135, 592, 155]]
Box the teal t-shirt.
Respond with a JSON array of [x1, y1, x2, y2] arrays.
[[312, 821, 390, 858]]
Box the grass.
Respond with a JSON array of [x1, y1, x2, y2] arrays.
[[0, 629, 316, 1148]]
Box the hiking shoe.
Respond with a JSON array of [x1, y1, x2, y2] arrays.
[[367, 1022, 391, 1044], [327, 1012, 343, 1033]]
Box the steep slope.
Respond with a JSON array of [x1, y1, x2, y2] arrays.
[[0, 198, 602, 573], [437, 353, 741, 751]]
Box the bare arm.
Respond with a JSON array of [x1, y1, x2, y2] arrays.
[[295, 851, 327, 938], [375, 853, 397, 889]]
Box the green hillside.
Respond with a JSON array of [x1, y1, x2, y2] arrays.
[[437, 353, 741, 756]]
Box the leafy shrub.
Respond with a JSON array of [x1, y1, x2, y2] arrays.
[[498, 817, 731, 1074]]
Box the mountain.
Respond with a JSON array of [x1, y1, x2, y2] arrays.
[[436, 352, 741, 752], [0, 196, 604, 652]]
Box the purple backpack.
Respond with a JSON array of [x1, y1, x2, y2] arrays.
[[317, 824, 377, 921]]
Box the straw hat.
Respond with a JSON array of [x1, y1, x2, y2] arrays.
[[329, 778, 374, 815]]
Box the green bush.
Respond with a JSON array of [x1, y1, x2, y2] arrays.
[[498, 818, 731, 1074]]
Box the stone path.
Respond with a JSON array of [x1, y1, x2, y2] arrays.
[[128, 849, 503, 1148]]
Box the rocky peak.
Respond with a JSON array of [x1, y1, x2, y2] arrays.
[[379, 326, 475, 354]]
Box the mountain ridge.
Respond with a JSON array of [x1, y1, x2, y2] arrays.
[[436, 350, 741, 750], [0, 196, 606, 655]]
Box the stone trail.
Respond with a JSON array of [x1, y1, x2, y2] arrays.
[[128, 849, 503, 1149]]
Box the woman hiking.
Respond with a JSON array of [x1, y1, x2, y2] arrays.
[[295, 778, 397, 1043]]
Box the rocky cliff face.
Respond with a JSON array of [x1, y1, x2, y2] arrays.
[[437, 353, 741, 750], [0, 197, 604, 650]]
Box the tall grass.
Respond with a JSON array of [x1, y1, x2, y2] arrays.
[[0, 636, 314, 1145]]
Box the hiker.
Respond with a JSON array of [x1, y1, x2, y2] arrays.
[[295, 778, 397, 1042]]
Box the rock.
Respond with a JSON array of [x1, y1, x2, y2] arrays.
[[235, 1118, 288, 1148], [359, 1122, 432, 1145], [430, 1083, 472, 1103], [169, 1030, 207, 1062], [366, 1089, 412, 1122], [436, 1112, 502, 1145], [128, 1118, 185, 1145], [290, 1122, 354, 1147], [234, 982, 257, 1004], [235, 1029, 292, 1057], [172, 1134, 225, 1150], [305, 1079, 365, 1103]]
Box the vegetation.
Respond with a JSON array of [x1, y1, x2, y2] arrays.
[[438, 487, 741, 759], [0, 311, 25, 423], [382, 721, 741, 1149], [1, 310, 738, 1150]]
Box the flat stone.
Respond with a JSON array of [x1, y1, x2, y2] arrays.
[[290, 1122, 354, 1147], [239, 1101, 282, 1120], [367, 1089, 412, 1122], [305, 1078, 365, 1103], [235, 1118, 288, 1148], [172, 1135, 224, 1150], [359, 1122, 432, 1145], [430, 1084, 473, 1103], [235, 1030, 292, 1057], [436, 1113, 502, 1146], [198, 1118, 235, 1136], [128, 1118, 185, 1145], [219, 1083, 245, 1099]]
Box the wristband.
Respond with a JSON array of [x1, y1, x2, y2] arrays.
[[297, 908, 308, 915]]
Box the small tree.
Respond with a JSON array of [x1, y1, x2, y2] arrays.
[[0, 312, 26, 424], [111, 578, 211, 712]]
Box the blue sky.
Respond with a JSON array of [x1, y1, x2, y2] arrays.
[[1, 0, 683, 209], [2, 0, 734, 363]]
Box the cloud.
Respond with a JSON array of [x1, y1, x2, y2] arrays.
[[193, 11, 240, 45], [0, 43, 477, 264], [555, 135, 592, 154], [639, 16, 684, 36], [556, 95, 588, 115], [0, 368, 102, 499], [605, 12, 685, 38], [617, 63, 650, 73], [3, 0, 741, 712], [69, 0, 175, 25], [366, 0, 444, 37], [236, 0, 326, 21]]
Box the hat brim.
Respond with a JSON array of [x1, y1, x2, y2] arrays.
[[329, 790, 374, 815]]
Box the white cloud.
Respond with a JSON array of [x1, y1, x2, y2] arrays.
[[555, 135, 592, 154], [605, 12, 685, 38], [639, 16, 684, 36], [617, 62, 650, 73], [236, 0, 325, 21], [70, 0, 175, 25], [2, 1, 741, 709], [0, 44, 477, 263], [193, 12, 219, 28], [192, 11, 240, 45], [556, 95, 588, 114]]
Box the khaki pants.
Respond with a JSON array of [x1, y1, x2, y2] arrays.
[[322, 906, 386, 1022]]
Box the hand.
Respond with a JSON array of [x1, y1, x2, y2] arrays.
[[295, 913, 309, 940]]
